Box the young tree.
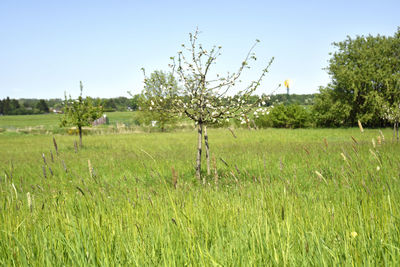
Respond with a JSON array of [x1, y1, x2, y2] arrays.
[[139, 70, 179, 131], [143, 29, 273, 181], [382, 102, 400, 142], [60, 81, 103, 147]]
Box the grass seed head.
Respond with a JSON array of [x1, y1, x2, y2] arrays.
[[358, 120, 364, 133]]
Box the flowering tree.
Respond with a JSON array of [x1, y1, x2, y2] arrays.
[[143, 29, 273, 181], [60, 81, 103, 147], [382, 102, 400, 141], [137, 70, 179, 132]]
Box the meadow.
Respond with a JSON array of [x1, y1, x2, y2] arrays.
[[1, 113, 400, 265]]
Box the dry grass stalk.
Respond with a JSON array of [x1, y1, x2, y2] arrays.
[[48, 166, 53, 176], [219, 157, 229, 167], [74, 141, 78, 153], [230, 171, 239, 184], [263, 155, 267, 173], [50, 150, 54, 162], [11, 183, 18, 199], [62, 160, 68, 173], [351, 136, 358, 144], [379, 130, 385, 143], [315, 170, 327, 184], [251, 119, 258, 130], [53, 136, 58, 155], [372, 138, 376, 148], [358, 120, 364, 133], [323, 138, 328, 149], [42, 153, 47, 165], [171, 166, 178, 189], [27, 192, 33, 212], [377, 136, 381, 145], [234, 165, 241, 175], [42, 166, 47, 178], [228, 127, 237, 138], [212, 156, 218, 186], [88, 159, 93, 179]]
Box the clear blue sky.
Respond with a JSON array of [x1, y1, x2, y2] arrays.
[[0, 0, 398, 99]]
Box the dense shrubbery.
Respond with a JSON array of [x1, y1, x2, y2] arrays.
[[253, 104, 312, 128]]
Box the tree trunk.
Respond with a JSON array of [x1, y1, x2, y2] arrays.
[[204, 125, 210, 176], [78, 126, 83, 147], [393, 123, 395, 142], [196, 123, 203, 181]]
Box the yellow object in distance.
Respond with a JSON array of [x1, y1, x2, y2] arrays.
[[284, 79, 290, 89]]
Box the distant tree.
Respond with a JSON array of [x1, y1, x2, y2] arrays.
[[2, 97, 11, 115], [382, 101, 400, 141], [60, 81, 103, 147], [139, 70, 179, 131], [36, 99, 49, 113], [313, 28, 400, 127], [103, 99, 117, 111], [130, 94, 140, 110], [143, 29, 273, 181], [10, 99, 20, 111]]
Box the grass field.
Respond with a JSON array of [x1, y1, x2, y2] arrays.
[[0, 112, 145, 135], [1, 114, 400, 265]]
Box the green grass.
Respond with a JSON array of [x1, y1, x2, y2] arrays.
[[0, 112, 143, 135], [1, 127, 400, 265]]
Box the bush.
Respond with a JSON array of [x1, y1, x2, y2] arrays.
[[254, 104, 312, 128]]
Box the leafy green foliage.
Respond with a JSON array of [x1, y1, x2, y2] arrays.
[[254, 104, 312, 128], [138, 70, 179, 131], [36, 99, 49, 113], [313, 28, 400, 127]]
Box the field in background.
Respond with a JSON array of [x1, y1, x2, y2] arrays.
[[0, 112, 137, 129], [0, 112, 146, 135], [1, 126, 400, 265]]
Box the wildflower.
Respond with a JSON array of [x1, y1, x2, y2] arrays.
[[351, 231, 358, 238], [377, 166, 380, 171]]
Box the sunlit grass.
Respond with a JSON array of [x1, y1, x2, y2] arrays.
[[1, 127, 399, 265]]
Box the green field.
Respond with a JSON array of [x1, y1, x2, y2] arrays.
[[1, 115, 399, 265], [0, 112, 139, 129]]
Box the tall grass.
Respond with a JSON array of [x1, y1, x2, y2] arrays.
[[0, 128, 399, 265]]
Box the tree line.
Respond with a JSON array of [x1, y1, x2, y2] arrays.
[[0, 96, 139, 115], [0, 94, 316, 116]]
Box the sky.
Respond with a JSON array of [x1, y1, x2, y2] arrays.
[[0, 0, 398, 99]]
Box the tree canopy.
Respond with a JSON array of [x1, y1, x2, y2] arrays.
[[138, 70, 179, 131], [60, 81, 103, 147], [313, 28, 400, 127]]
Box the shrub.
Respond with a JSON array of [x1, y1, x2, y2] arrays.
[[254, 104, 312, 128]]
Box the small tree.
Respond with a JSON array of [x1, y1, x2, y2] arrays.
[[382, 102, 400, 141], [143, 29, 273, 181], [60, 81, 103, 147], [138, 70, 179, 131]]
